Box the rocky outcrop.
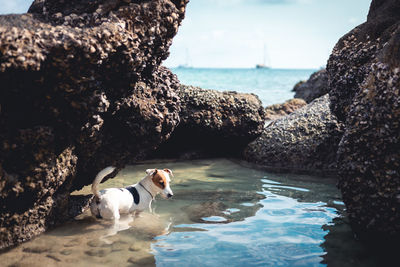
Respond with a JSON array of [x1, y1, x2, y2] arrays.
[[293, 69, 329, 103], [327, 0, 400, 238], [152, 85, 266, 159], [0, 0, 188, 249], [264, 98, 307, 121], [244, 95, 344, 174]]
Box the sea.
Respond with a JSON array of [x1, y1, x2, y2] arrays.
[[170, 67, 317, 107]]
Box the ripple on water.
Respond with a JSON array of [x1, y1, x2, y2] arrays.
[[201, 216, 228, 223]]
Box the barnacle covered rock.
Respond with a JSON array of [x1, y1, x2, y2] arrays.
[[0, 0, 188, 249], [327, 0, 400, 237], [153, 85, 265, 159], [244, 95, 343, 174]]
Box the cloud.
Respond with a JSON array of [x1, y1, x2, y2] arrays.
[[348, 17, 360, 25]]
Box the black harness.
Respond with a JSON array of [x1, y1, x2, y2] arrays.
[[125, 186, 140, 205]]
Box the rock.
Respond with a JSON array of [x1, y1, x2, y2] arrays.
[[0, 0, 188, 249], [127, 255, 155, 265], [182, 201, 228, 223], [68, 194, 93, 218], [244, 95, 344, 173], [264, 98, 307, 121], [327, 0, 400, 237], [60, 249, 73, 255], [293, 69, 329, 103], [152, 85, 265, 159], [63, 238, 81, 248], [110, 241, 126, 252], [23, 245, 51, 254], [129, 244, 142, 252], [87, 239, 111, 248], [84, 248, 112, 257]]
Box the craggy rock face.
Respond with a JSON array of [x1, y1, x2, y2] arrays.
[[327, 0, 400, 237], [292, 69, 329, 103], [0, 0, 187, 249], [244, 95, 344, 174], [153, 85, 266, 159]]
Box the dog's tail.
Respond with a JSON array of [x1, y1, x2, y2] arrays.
[[91, 166, 116, 198]]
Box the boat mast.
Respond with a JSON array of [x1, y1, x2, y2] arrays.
[[263, 44, 267, 66]]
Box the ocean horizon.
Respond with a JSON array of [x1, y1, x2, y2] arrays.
[[170, 67, 317, 106]]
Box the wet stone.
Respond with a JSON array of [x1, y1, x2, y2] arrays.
[[22, 245, 51, 254], [111, 241, 126, 252], [63, 239, 81, 247], [182, 201, 228, 223], [87, 239, 111, 248], [84, 248, 112, 257], [128, 243, 142, 251], [127, 255, 155, 265], [60, 249, 73, 255]]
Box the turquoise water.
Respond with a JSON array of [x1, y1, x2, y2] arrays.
[[2, 159, 347, 267], [171, 68, 316, 106], [151, 161, 341, 267], [154, 191, 338, 267]]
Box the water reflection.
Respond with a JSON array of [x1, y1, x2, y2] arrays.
[[153, 173, 340, 266], [1, 158, 356, 267]]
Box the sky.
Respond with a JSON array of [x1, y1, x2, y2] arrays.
[[0, 0, 371, 69], [165, 0, 372, 69]]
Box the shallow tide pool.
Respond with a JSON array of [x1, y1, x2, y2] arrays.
[[2, 159, 362, 267]]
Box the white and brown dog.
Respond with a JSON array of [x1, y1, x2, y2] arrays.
[[90, 167, 174, 220]]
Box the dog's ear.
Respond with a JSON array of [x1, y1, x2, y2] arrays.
[[163, 168, 173, 177], [146, 169, 157, 176]]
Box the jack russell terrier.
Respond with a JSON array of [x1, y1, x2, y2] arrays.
[[90, 167, 174, 220]]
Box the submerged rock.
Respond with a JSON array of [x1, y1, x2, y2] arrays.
[[244, 94, 344, 174], [264, 98, 307, 121], [152, 85, 266, 159], [0, 0, 188, 249], [327, 0, 400, 238], [293, 69, 329, 103]]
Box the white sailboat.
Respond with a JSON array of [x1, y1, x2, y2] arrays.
[[177, 48, 193, 69], [256, 44, 270, 69]]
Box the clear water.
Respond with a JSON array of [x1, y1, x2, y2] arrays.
[[171, 68, 316, 106], [2, 159, 379, 267]]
